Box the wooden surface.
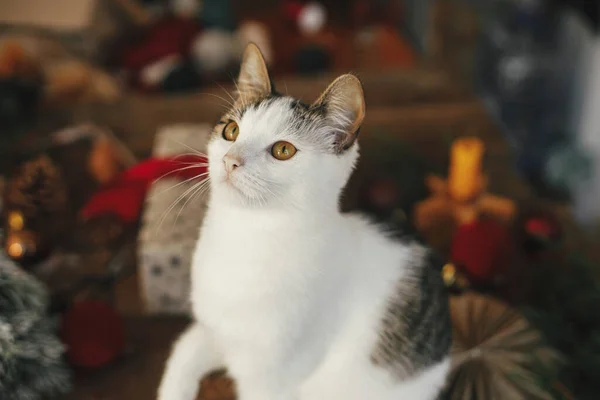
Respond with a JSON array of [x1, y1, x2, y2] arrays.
[[67, 316, 237, 400], [67, 316, 189, 400]]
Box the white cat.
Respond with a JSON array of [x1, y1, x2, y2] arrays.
[[158, 43, 451, 400]]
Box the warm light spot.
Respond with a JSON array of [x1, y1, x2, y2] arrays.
[[7, 242, 24, 258], [442, 263, 457, 286], [8, 211, 24, 231]]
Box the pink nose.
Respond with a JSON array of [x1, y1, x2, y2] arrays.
[[223, 155, 242, 173]]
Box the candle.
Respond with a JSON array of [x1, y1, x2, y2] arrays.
[[448, 137, 485, 202]]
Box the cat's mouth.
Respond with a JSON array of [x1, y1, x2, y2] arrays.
[[222, 173, 249, 196]]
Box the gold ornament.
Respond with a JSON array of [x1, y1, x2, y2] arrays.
[[442, 263, 470, 290], [7, 210, 24, 231], [5, 231, 38, 260]]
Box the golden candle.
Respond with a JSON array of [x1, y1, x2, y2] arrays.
[[448, 137, 485, 202]]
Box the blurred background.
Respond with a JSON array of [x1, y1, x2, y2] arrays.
[[0, 0, 598, 399]]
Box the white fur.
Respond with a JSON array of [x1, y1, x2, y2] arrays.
[[158, 97, 449, 400]]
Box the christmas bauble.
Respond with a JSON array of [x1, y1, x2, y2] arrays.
[[61, 300, 125, 368], [450, 219, 513, 287], [518, 210, 562, 258], [441, 262, 470, 292], [191, 30, 237, 74], [297, 2, 327, 36], [283, 1, 304, 22]]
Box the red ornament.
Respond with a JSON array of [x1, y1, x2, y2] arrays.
[[524, 217, 560, 240], [121, 16, 201, 89], [81, 154, 207, 223], [283, 1, 305, 22], [61, 300, 125, 368], [450, 219, 513, 286], [519, 210, 562, 258]]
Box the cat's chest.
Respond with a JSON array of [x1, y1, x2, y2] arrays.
[[190, 222, 325, 328]]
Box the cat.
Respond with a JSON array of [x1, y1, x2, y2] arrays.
[[158, 43, 452, 400]]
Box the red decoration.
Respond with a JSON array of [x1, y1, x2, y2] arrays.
[[519, 210, 562, 259], [60, 300, 125, 368], [81, 155, 207, 223], [283, 1, 305, 22], [121, 16, 201, 89], [450, 219, 513, 286], [524, 217, 560, 240]]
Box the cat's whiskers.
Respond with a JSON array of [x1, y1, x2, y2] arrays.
[[151, 164, 208, 187], [198, 92, 234, 109], [216, 83, 237, 106], [173, 178, 211, 229], [151, 172, 209, 199], [173, 141, 209, 158], [156, 174, 210, 234], [241, 173, 286, 207], [194, 179, 212, 204], [172, 152, 209, 160]]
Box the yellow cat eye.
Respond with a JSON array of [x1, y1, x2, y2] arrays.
[[271, 141, 297, 160], [222, 121, 239, 141]]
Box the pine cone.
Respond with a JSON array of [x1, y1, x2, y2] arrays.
[[6, 155, 68, 218]]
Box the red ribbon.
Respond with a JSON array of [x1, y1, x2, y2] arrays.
[[81, 155, 208, 223]]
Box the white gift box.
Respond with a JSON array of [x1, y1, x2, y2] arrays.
[[138, 124, 211, 315]]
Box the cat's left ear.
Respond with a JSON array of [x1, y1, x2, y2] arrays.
[[236, 43, 272, 104], [312, 74, 365, 152]]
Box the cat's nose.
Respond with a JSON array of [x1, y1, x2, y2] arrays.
[[223, 155, 242, 173]]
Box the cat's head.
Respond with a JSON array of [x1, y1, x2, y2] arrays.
[[208, 43, 365, 211]]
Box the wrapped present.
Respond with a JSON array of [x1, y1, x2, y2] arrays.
[[139, 241, 197, 314], [138, 124, 211, 314]]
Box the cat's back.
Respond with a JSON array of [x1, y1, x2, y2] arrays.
[[345, 214, 452, 378], [300, 214, 451, 399]]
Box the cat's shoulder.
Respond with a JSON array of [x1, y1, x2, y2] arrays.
[[358, 215, 452, 380], [342, 213, 438, 259]]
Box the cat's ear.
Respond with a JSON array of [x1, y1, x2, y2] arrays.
[[236, 43, 272, 104], [312, 74, 365, 152]]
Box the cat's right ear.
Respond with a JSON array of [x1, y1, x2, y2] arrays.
[[312, 74, 365, 153], [236, 43, 272, 105]]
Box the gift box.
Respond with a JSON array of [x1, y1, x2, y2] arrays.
[[138, 124, 211, 314]]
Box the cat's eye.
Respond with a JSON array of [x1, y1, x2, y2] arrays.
[[222, 121, 239, 141], [271, 141, 297, 160]]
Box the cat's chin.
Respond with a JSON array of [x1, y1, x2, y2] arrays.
[[214, 179, 259, 206]]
